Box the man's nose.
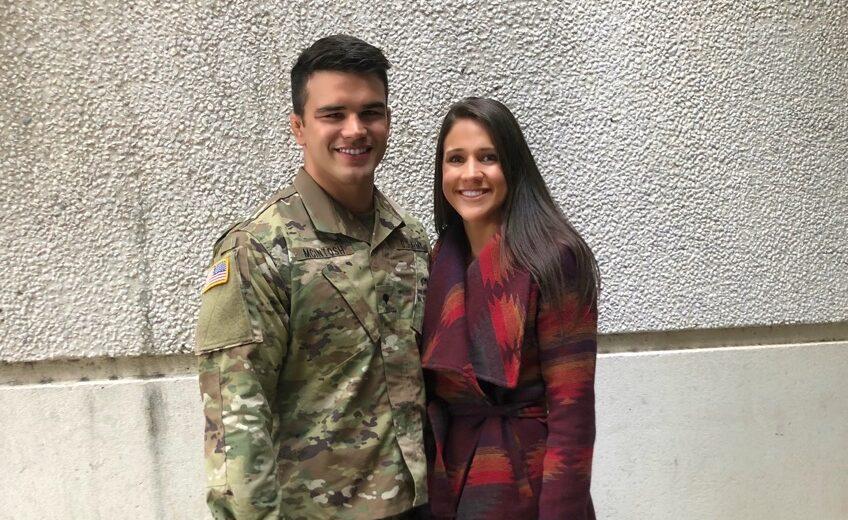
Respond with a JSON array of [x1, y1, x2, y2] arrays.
[[342, 115, 366, 139]]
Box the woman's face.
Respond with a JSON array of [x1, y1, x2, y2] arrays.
[[441, 118, 508, 228]]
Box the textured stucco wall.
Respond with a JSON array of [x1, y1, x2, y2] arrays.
[[2, 1, 847, 362]]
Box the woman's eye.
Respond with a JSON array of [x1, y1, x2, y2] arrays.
[[446, 155, 463, 164], [482, 154, 498, 162]]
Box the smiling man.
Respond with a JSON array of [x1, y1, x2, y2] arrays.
[[195, 35, 429, 519]]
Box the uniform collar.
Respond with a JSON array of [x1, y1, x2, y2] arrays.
[[294, 167, 405, 245], [371, 187, 405, 251]]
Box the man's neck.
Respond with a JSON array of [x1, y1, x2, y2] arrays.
[[303, 167, 374, 214]]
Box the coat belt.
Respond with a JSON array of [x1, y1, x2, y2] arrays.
[[447, 401, 547, 419]]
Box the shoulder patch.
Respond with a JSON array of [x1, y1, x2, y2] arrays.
[[202, 257, 229, 293]]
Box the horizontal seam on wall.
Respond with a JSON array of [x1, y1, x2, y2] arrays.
[[599, 340, 846, 358], [1, 321, 845, 386], [599, 321, 847, 354]]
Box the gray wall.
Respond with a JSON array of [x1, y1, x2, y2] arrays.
[[1, 1, 846, 519]]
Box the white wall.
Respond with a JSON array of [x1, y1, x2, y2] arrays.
[[1, 0, 846, 518]]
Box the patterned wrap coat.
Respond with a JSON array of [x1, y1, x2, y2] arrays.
[[421, 227, 597, 520]]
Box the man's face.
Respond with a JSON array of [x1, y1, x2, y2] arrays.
[[290, 71, 390, 191]]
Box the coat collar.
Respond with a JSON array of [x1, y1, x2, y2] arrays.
[[294, 167, 404, 247], [421, 226, 532, 389]]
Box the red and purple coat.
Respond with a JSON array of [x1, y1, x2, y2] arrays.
[[421, 227, 597, 520]]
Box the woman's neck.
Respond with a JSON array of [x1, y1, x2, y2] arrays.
[[463, 219, 502, 258]]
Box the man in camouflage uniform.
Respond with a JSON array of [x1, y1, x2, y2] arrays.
[[195, 35, 429, 519]]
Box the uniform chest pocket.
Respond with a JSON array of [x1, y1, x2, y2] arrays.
[[287, 264, 379, 373], [377, 282, 414, 320], [319, 264, 381, 345], [378, 249, 427, 335]]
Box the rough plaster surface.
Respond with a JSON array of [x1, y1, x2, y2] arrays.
[[1, 343, 845, 519], [1, 2, 847, 361]]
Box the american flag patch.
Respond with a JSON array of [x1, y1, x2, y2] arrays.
[[202, 257, 229, 293]]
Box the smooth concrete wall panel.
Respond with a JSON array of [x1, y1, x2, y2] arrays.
[[2, 2, 847, 361], [592, 343, 848, 519], [1, 343, 845, 519], [0, 377, 207, 520]]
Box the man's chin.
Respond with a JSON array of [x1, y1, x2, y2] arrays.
[[337, 166, 376, 184]]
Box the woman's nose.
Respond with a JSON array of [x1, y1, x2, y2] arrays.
[[462, 160, 484, 180]]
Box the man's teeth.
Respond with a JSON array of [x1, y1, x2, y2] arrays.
[[337, 147, 368, 155], [460, 190, 485, 197]]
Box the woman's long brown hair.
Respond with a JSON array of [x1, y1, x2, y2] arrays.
[[434, 97, 600, 307]]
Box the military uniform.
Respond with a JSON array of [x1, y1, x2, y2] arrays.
[[196, 169, 429, 520]]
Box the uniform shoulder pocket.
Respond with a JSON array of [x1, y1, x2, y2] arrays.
[[195, 250, 263, 353]]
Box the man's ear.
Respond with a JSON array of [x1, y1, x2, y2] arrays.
[[290, 113, 306, 147]]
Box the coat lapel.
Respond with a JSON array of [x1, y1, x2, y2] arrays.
[[466, 234, 531, 388], [420, 226, 475, 379], [421, 226, 531, 389]]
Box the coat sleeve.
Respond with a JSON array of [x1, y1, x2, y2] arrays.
[[195, 232, 289, 519], [536, 251, 597, 520]]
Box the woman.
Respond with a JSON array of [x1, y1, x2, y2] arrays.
[[421, 98, 599, 520]]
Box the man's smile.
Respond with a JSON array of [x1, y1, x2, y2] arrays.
[[335, 146, 372, 157]]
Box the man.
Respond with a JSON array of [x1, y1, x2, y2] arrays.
[[195, 35, 429, 519]]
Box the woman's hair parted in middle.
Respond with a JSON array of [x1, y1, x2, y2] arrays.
[[433, 97, 600, 307]]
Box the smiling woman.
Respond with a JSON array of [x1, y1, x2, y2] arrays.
[[423, 97, 600, 520], [440, 118, 509, 255]]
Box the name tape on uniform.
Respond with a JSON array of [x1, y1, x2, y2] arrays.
[[291, 245, 354, 261], [396, 237, 428, 252], [202, 257, 229, 293]]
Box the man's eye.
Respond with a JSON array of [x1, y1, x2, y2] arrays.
[[323, 113, 343, 120], [362, 110, 384, 118]]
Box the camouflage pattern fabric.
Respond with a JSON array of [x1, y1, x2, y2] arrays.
[[195, 169, 429, 519]]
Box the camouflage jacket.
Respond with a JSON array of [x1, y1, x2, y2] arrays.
[[195, 169, 429, 519]]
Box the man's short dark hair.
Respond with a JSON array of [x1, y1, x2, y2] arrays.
[[291, 34, 391, 116]]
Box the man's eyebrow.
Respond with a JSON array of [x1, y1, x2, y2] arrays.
[[314, 102, 387, 114], [315, 105, 346, 113]]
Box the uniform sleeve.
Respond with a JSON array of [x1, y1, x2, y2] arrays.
[[536, 251, 597, 520], [195, 233, 289, 520]]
